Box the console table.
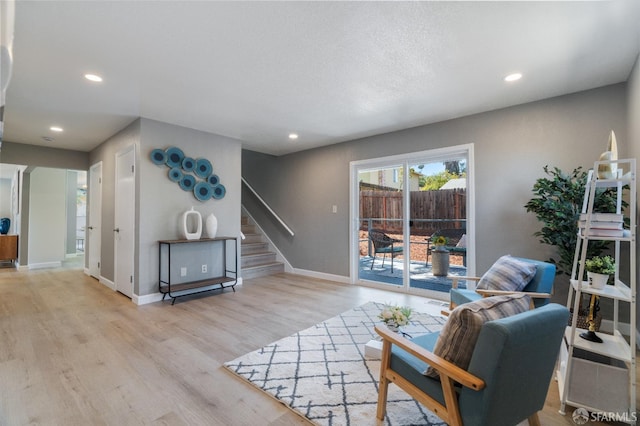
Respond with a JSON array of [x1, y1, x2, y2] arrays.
[[0, 235, 18, 266], [158, 237, 237, 305]]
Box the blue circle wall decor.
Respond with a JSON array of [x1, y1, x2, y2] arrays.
[[182, 157, 196, 172], [168, 167, 183, 182], [194, 182, 213, 201], [195, 158, 213, 179], [150, 147, 226, 201], [212, 184, 226, 200], [165, 147, 184, 168], [150, 148, 167, 165], [179, 174, 196, 191], [207, 174, 220, 186]]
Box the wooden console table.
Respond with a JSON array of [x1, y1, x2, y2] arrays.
[[0, 235, 18, 266], [158, 237, 237, 305]]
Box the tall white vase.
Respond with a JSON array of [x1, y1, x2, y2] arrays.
[[205, 213, 218, 238], [181, 207, 202, 240]]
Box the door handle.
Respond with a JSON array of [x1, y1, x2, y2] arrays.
[[114, 228, 120, 233], [88, 226, 94, 230]]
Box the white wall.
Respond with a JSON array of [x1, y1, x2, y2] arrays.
[[0, 177, 11, 219], [28, 168, 66, 266]]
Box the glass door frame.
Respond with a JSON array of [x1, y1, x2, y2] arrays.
[[349, 143, 476, 299]]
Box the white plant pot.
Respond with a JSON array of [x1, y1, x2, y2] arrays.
[[587, 271, 609, 290]]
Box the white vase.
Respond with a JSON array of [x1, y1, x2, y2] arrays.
[[180, 207, 202, 240], [205, 213, 218, 238], [587, 271, 609, 290]]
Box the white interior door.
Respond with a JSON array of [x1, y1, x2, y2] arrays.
[[114, 146, 135, 298], [88, 162, 102, 278]]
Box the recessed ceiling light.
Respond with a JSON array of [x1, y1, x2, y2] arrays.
[[504, 73, 523, 82], [50, 126, 63, 132], [289, 133, 299, 140], [84, 73, 103, 82]]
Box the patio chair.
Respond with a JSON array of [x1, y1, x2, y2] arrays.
[[426, 228, 467, 266], [448, 256, 555, 312], [369, 229, 403, 273], [375, 301, 569, 426]]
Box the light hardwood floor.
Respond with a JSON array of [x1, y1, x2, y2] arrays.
[[0, 266, 634, 425]]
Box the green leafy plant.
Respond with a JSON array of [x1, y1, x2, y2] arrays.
[[585, 255, 616, 275], [524, 166, 622, 276]]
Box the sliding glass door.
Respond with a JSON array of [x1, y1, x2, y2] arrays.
[[357, 164, 405, 287], [350, 145, 474, 299]]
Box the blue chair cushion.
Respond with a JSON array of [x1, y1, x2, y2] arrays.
[[390, 332, 446, 406], [376, 246, 403, 254]]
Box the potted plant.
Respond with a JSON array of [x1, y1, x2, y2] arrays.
[[525, 166, 622, 276], [378, 304, 412, 332], [431, 235, 450, 276], [585, 255, 615, 289]]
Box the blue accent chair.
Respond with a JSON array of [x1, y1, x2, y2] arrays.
[[449, 258, 556, 311], [375, 303, 569, 426]]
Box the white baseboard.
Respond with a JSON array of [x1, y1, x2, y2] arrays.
[[99, 276, 115, 291], [28, 261, 62, 270], [291, 268, 350, 284], [133, 292, 164, 305]]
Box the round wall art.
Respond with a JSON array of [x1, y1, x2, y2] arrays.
[[149, 146, 226, 201], [195, 158, 213, 179], [165, 147, 184, 168]]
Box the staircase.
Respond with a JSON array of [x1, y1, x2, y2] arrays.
[[241, 216, 285, 279]]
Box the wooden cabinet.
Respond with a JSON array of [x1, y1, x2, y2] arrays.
[[0, 235, 18, 264]]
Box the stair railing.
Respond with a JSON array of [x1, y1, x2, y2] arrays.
[[242, 177, 295, 237]]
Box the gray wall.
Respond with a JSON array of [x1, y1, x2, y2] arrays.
[[243, 84, 628, 302], [89, 118, 242, 297], [0, 141, 88, 170], [89, 120, 142, 283], [137, 118, 241, 297]]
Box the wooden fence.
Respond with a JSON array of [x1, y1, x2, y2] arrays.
[[360, 188, 466, 235]]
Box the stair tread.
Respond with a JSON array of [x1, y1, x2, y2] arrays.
[[241, 251, 275, 258], [243, 261, 283, 269]]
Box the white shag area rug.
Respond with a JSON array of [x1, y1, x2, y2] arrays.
[[223, 301, 447, 426]]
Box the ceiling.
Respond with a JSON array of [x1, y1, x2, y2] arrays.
[[2, 1, 640, 156]]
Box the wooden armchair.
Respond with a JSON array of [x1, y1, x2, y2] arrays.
[[375, 303, 569, 425]]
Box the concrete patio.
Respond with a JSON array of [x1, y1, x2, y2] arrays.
[[359, 256, 468, 293]]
